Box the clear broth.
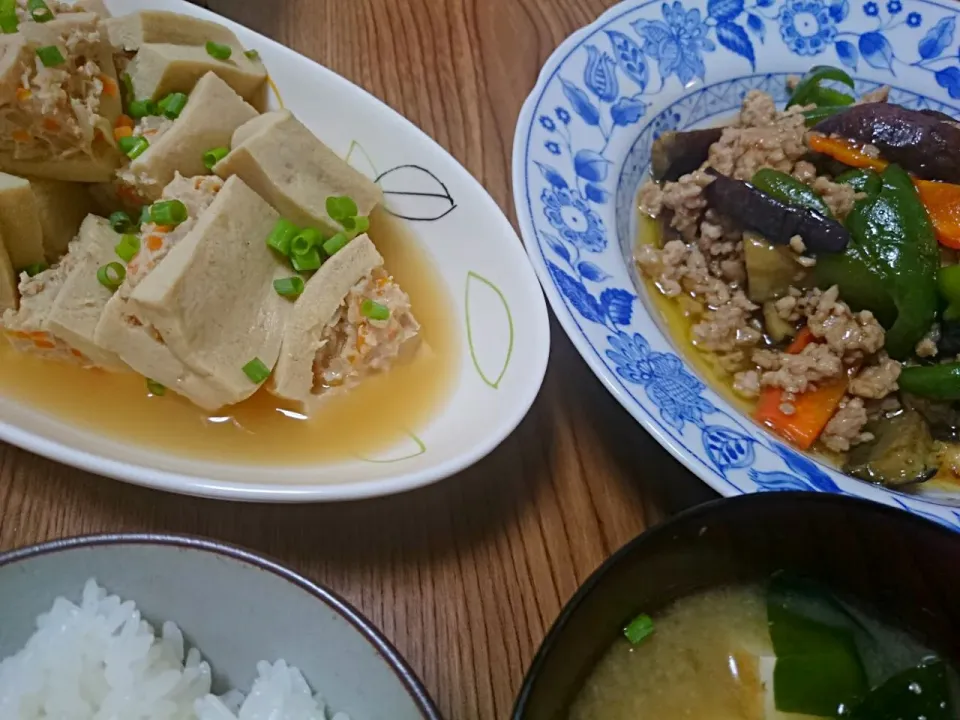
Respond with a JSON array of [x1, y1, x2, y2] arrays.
[[0, 210, 459, 465]]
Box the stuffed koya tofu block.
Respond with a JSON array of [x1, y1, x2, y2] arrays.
[[271, 234, 421, 407], [107, 11, 266, 104], [95, 174, 293, 410], [2, 215, 124, 369], [215, 110, 383, 235], [117, 71, 258, 201], [0, 13, 123, 182]]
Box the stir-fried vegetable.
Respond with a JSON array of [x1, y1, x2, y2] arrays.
[[650, 128, 723, 182], [743, 231, 810, 304], [844, 409, 937, 486], [704, 170, 850, 252], [751, 168, 834, 218], [843, 165, 939, 359], [899, 363, 960, 400], [835, 168, 882, 196], [754, 329, 852, 449], [816, 103, 960, 183], [0, 0, 17, 33], [786, 65, 855, 109]]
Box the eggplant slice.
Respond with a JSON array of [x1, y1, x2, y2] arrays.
[[703, 170, 851, 253], [844, 409, 938, 487], [650, 128, 723, 182], [815, 103, 960, 183]]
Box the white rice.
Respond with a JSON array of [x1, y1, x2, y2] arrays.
[[0, 579, 351, 720]]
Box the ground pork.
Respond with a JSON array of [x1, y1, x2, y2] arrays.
[[752, 342, 844, 394], [806, 286, 885, 362], [636, 239, 735, 307], [733, 368, 760, 399], [639, 169, 715, 242], [857, 86, 891, 104], [849, 355, 900, 399], [698, 208, 744, 283], [708, 91, 809, 181], [811, 176, 862, 219], [821, 396, 871, 452], [691, 292, 762, 353], [791, 160, 818, 185], [915, 324, 940, 358]]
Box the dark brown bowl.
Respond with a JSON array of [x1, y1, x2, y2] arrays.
[[512, 492, 960, 720]]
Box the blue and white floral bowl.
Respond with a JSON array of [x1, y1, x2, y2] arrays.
[[513, 0, 960, 528]]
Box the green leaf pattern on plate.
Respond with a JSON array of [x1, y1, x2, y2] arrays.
[[466, 271, 515, 390]]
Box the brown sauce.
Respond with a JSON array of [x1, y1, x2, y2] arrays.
[[0, 210, 459, 465]]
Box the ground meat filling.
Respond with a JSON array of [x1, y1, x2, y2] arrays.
[[637, 89, 898, 455], [313, 269, 420, 397]]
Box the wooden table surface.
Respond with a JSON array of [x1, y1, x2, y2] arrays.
[[0, 1, 717, 718]]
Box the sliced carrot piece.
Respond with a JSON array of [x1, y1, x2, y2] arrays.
[[15, 87, 31, 102], [146, 235, 164, 251], [12, 130, 31, 143], [753, 327, 852, 451], [101, 74, 119, 98], [806, 134, 888, 173], [915, 179, 960, 249], [152, 224, 173, 234], [33, 339, 55, 350], [115, 113, 134, 129], [42, 117, 60, 132], [113, 126, 133, 141]]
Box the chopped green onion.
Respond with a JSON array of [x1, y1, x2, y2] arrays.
[[205, 40, 232, 61], [322, 232, 349, 256], [157, 92, 187, 119], [273, 276, 305, 298], [291, 246, 322, 272], [150, 200, 188, 226], [266, 218, 298, 256], [242, 357, 270, 384], [202, 146, 229, 170], [326, 195, 358, 222], [146, 378, 166, 396], [361, 299, 390, 321], [623, 613, 654, 645], [108, 211, 133, 233], [27, 0, 52, 22], [352, 215, 370, 235], [115, 234, 140, 262], [96, 262, 126, 291], [290, 228, 321, 256], [120, 72, 134, 103], [244, 49, 260, 61], [19, 262, 47, 277], [127, 98, 156, 119], [36, 45, 65, 68], [118, 135, 149, 159], [139, 204, 152, 228], [0, 0, 18, 33]]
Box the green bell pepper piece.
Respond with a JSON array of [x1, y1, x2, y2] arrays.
[[835, 168, 882, 198], [813, 253, 898, 327], [899, 362, 960, 400], [751, 168, 834, 218], [842, 164, 939, 359], [787, 65, 856, 108], [938, 264, 960, 322]]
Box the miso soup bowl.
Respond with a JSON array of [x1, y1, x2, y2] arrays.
[[512, 493, 960, 720]]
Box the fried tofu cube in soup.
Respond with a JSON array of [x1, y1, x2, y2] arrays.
[[215, 110, 384, 234], [117, 72, 258, 202], [0, 14, 123, 182], [96, 175, 293, 410], [108, 11, 266, 104], [3, 215, 124, 369]]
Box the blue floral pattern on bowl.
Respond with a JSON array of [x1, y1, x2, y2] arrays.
[[513, 0, 960, 530]]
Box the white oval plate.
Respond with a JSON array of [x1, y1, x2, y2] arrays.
[[514, 0, 960, 529], [0, 0, 550, 502]]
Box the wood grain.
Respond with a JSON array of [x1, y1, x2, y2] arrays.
[[0, 1, 717, 718]]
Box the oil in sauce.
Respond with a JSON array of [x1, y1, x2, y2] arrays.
[[0, 210, 459, 465]]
